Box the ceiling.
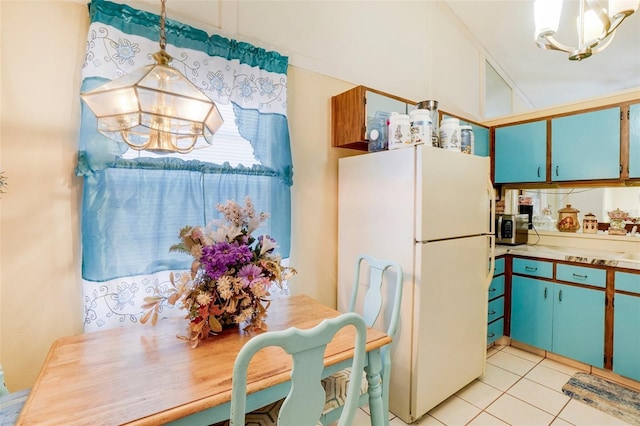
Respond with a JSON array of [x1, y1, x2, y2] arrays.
[[444, 0, 640, 110], [103, 0, 640, 112]]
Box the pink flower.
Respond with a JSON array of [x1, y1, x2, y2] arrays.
[[238, 264, 264, 287]]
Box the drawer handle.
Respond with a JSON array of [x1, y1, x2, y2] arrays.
[[525, 266, 538, 272], [488, 310, 497, 315], [572, 273, 588, 280], [489, 288, 497, 292], [488, 332, 495, 338]]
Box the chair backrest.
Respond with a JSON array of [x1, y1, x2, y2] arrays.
[[230, 312, 367, 426], [348, 253, 403, 339]]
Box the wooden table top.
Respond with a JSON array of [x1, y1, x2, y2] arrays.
[[17, 294, 391, 425]]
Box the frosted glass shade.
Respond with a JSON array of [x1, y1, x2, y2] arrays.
[[534, 0, 563, 36], [609, 0, 640, 16]]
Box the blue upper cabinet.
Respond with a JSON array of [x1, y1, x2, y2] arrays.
[[494, 120, 547, 183], [551, 107, 621, 181], [630, 103, 640, 178]]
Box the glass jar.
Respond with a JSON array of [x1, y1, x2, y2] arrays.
[[533, 205, 555, 230], [557, 204, 580, 232]]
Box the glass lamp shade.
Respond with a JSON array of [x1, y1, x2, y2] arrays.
[[609, 0, 640, 17], [81, 62, 223, 153], [580, 9, 606, 43], [534, 0, 563, 36]]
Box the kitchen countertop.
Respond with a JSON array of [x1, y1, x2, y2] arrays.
[[494, 244, 640, 271]]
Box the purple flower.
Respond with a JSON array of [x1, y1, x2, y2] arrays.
[[238, 264, 264, 287], [200, 241, 252, 280]]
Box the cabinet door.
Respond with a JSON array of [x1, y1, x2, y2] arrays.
[[613, 293, 640, 381], [552, 283, 605, 368], [551, 107, 621, 181], [510, 276, 552, 350], [494, 121, 547, 183], [630, 103, 640, 178]]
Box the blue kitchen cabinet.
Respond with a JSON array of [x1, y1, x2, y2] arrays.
[[551, 107, 621, 181], [630, 103, 640, 178], [471, 124, 490, 157], [494, 121, 547, 183], [510, 276, 553, 350], [552, 283, 605, 368], [613, 271, 640, 381], [511, 259, 605, 367], [487, 257, 505, 345]]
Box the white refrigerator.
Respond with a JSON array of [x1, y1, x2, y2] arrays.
[[337, 144, 495, 423]]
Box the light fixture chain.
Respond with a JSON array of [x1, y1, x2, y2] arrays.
[[159, 0, 167, 51]]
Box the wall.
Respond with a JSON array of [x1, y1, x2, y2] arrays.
[[0, 1, 87, 391], [0, 0, 490, 391]]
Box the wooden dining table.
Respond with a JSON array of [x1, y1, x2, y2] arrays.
[[16, 294, 391, 425]]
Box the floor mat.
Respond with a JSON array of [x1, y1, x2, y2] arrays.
[[562, 372, 640, 425]]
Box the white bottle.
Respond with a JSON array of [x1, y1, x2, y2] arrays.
[[388, 112, 411, 150], [409, 109, 432, 146], [440, 118, 461, 151]]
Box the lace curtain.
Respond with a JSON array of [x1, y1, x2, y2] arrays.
[[78, 0, 293, 331]]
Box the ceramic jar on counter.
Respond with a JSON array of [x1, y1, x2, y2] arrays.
[[557, 204, 581, 232], [583, 212, 598, 234]]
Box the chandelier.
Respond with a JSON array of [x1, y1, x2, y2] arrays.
[[80, 0, 223, 153], [534, 0, 639, 61]]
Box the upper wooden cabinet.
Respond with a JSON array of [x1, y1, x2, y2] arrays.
[[551, 107, 621, 181], [332, 86, 491, 155], [494, 120, 547, 184], [331, 86, 414, 151], [629, 103, 640, 179]]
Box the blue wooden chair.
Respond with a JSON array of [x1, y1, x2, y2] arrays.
[[228, 312, 367, 426], [319, 253, 404, 425]]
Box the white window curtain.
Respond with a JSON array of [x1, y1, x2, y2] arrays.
[[78, 0, 293, 331]]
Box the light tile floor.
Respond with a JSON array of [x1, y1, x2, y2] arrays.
[[352, 344, 633, 426]]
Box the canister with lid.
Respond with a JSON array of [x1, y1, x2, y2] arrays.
[[557, 204, 580, 232], [388, 112, 411, 150], [439, 118, 461, 151], [409, 109, 432, 146], [583, 212, 598, 234], [460, 125, 474, 154], [416, 100, 439, 147]]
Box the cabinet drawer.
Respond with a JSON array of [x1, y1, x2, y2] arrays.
[[556, 264, 606, 288], [488, 257, 505, 275], [616, 271, 640, 293], [487, 318, 504, 345], [488, 297, 504, 323], [489, 275, 505, 299], [512, 258, 553, 279]]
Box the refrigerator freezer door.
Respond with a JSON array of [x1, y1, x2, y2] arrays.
[[416, 145, 491, 242], [412, 235, 489, 418]]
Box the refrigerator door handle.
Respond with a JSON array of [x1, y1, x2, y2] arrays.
[[486, 177, 496, 289]]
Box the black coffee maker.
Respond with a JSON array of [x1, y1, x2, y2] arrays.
[[519, 204, 534, 229]]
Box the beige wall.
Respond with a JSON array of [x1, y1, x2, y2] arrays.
[[0, 0, 360, 391], [1, 1, 87, 391]]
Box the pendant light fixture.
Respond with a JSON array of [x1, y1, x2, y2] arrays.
[[534, 0, 639, 61], [80, 0, 223, 153]]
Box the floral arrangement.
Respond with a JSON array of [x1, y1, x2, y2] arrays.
[[142, 197, 296, 347]]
